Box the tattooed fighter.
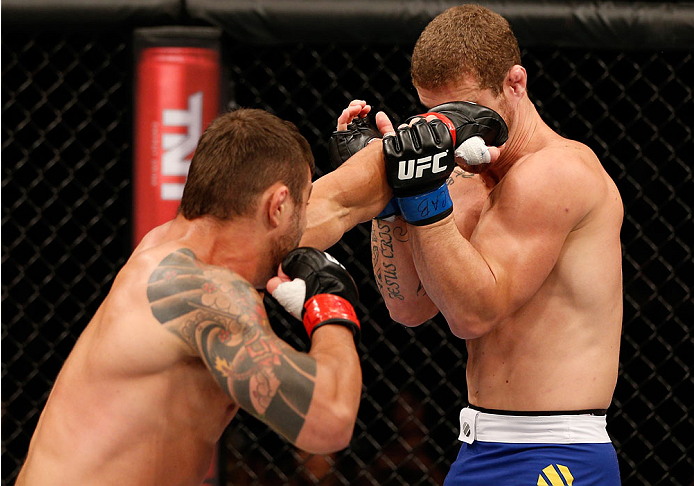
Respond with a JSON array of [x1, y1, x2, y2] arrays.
[[17, 109, 362, 485]]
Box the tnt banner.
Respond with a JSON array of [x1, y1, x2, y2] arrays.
[[133, 27, 222, 246]]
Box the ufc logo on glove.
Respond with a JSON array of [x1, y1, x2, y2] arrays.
[[397, 151, 450, 180], [383, 119, 456, 226], [382, 102, 508, 226]]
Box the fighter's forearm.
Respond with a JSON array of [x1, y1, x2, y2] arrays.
[[302, 142, 392, 250], [371, 218, 438, 326], [295, 326, 361, 454], [409, 215, 502, 338]]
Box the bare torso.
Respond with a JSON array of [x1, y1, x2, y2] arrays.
[[16, 226, 238, 486], [448, 137, 623, 411]]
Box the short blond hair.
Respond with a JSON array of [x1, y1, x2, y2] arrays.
[[411, 4, 521, 95]]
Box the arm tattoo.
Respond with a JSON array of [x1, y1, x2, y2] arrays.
[[371, 221, 405, 300], [147, 248, 316, 443], [370, 220, 427, 301], [448, 168, 474, 186]]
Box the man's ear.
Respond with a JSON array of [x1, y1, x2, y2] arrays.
[[505, 65, 527, 99], [266, 183, 290, 228]]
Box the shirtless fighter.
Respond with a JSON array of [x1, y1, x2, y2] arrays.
[[305, 4, 624, 484], [17, 109, 363, 485]]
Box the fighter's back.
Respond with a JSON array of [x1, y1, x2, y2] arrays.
[[16, 226, 237, 485]]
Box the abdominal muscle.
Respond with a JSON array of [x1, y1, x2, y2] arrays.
[[449, 170, 622, 413], [464, 284, 621, 412]]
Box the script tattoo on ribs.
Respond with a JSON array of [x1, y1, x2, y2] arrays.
[[146, 248, 317, 442]]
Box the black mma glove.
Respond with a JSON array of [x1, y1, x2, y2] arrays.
[[382, 118, 456, 225], [270, 247, 361, 345], [407, 101, 508, 172], [327, 115, 400, 220], [327, 116, 380, 169], [382, 101, 510, 225]]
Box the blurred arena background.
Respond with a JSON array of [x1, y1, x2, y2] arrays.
[[2, 1, 693, 484]]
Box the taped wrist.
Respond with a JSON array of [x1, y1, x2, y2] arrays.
[[455, 136, 491, 166], [271, 279, 306, 320], [303, 294, 361, 345], [396, 183, 453, 225]]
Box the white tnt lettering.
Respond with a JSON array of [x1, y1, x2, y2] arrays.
[[397, 151, 448, 180], [161, 183, 185, 200], [161, 91, 203, 199]]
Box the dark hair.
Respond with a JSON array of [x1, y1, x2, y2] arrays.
[[411, 4, 522, 95], [179, 108, 315, 220]]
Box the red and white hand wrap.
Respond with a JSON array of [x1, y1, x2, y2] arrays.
[[303, 294, 360, 338], [271, 248, 361, 345]]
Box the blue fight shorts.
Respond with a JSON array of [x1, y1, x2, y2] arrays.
[[444, 406, 621, 485]]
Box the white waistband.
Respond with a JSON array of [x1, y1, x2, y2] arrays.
[[458, 407, 611, 444]]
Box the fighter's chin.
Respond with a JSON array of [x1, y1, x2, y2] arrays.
[[268, 234, 300, 277], [459, 161, 492, 174]]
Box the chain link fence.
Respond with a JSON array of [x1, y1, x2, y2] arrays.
[[3, 16, 693, 486]]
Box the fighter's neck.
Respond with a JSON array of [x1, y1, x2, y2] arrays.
[[486, 99, 547, 184], [168, 214, 266, 280]]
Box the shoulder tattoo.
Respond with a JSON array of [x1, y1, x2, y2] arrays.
[[147, 248, 316, 442]]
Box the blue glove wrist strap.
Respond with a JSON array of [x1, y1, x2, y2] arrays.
[[397, 184, 453, 226], [375, 198, 400, 219]]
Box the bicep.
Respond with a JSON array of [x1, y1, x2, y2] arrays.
[[471, 167, 587, 311], [472, 211, 564, 310]]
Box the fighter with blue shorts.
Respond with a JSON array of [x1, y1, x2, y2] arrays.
[[445, 406, 621, 485], [337, 4, 628, 485], [321, 4, 625, 484]]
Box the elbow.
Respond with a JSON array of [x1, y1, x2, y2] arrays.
[[386, 301, 439, 327], [298, 404, 356, 454], [390, 311, 431, 327], [444, 289, 506, 339], [446, 312, 500, 340], [316, 405, 355, 453]]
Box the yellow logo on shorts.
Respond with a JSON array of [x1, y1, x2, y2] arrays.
[[537, 464, 574, 486]]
